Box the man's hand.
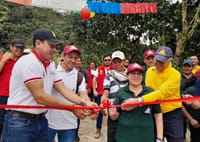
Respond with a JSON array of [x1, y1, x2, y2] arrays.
[[189, 118, 200, 128], [90, 112, 98, 120], [121, 98, 139, 111], [108, 107, 117, 116], [72, 106, 87, 119], [183, 94, 193, 98], [83, 101, 100, 119], [2, 52, 13, 62], [93, 90, 98, 97], [108, 107, 119, 120], [87, 88, 91, 94], [100, 103, 107, 116], [183, 94, 193, 105]]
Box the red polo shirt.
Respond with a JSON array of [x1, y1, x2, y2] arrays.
[[86, 68, 93, 89], [0, 55, 17, 96]]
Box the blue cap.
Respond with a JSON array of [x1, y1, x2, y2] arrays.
[[182, 59, 193, 67], [154, 46, 173, 62]]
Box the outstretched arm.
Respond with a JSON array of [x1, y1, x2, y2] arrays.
[[154, 113, 163, 141]]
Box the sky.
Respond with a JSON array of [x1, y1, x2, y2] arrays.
[[32, 0, 87, 11], [7, 0, 87, 12], [7, 0, 183, 12]]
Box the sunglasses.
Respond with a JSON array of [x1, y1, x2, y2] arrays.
[[104, 59, 111, 62]]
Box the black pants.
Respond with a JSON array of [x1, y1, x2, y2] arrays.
[[0, 96, 8, 138], [88, 89, 94, 102], [75, 119, 80, 136], [107, 116, 117, 142], [189, 124, 200, 142]]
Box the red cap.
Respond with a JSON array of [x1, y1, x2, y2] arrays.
[[62, 45, 81, 55], [143, 50, 155, 58], [127, 63, 144, 75]]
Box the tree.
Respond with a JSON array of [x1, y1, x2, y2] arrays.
[[174, 0, 200, 64], [73, 0, 183, 64]]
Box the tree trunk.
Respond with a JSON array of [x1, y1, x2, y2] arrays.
[[174, 0, 200, 65], [174, 0, 187, 65], [174, 35, 187, 64]]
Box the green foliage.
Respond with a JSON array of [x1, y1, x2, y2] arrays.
[[172, 60, 181, 71], [185, 24, 200, 58], [0, 0, 200, 67]]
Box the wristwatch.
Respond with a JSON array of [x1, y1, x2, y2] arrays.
[[156, 137, 164, 142], [137, 97, 143, 103]]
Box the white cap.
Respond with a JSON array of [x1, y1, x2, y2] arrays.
[[23, 48, 31, 54], [112, 51, 125, 61]]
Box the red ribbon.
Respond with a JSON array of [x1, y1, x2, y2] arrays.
[[1, 96, 200, 110]]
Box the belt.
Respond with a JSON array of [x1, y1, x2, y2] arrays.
[[163, 108, 182, 116], [7, 110, 46, 119]]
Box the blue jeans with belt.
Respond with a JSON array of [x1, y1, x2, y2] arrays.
[[48, 127, 76, 142], [2, 111, 49, 142]]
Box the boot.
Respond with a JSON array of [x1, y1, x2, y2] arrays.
[[94, 128, 101, 139]]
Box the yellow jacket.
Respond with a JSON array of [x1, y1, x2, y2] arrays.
[[143, 63, 182, 113], [192, 65, 200, 74]]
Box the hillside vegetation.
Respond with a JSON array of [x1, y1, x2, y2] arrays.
[[0, 0, 200, 67]]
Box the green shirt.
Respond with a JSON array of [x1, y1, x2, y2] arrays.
[[180, 74, 195, 95], [181, 75, 200, 123], [114, 85, 161, 142]]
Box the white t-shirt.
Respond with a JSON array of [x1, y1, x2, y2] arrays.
[[7, 52, 60, 114], [46, 64, 86, 129], [93, 68, 99, 77], [93, 67, 109, 77], [91, 69, 96, 76]]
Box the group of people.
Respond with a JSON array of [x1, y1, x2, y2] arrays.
[[0, 28, 200, 142], [0, 29, 98, 142]]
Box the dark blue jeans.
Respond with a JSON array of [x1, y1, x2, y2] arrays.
[[163, 108, 184, 142], [2, 111, 49, 142], [0, 96, 8, 137], [48, 127, 76, 142], [95, 95, 103, 129]]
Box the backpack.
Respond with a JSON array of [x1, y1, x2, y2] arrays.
[[76, 71, 83, 94]]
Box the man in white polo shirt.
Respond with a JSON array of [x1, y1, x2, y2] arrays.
[[1, 29, 94, 142], [47, 45, 95, 142]]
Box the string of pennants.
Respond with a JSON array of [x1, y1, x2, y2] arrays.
[[87, 1, 157, 14]]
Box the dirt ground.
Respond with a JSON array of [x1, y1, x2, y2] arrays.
[[78, 116, 190, 142], [56, 115, 190, 142], [54, 115, 107, 142], [78, 116, 107, 142]]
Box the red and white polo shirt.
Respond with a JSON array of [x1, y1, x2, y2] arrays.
[[7, 52, 61, 114]]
